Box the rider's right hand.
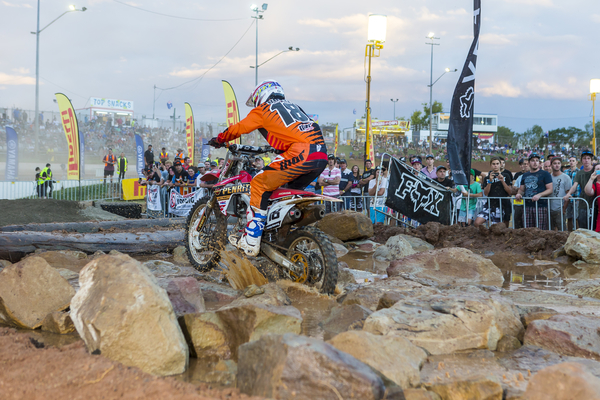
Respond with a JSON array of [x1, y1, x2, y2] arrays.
[[208, 137, 224, 148]]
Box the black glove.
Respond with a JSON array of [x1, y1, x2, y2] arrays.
[[207, 137, 224, 148]]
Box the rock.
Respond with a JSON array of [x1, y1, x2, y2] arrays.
[[373, 235, 416, 262], [387, 248, 504, 286], [227, 282, 291, 308], [243, 284, 265, 298], [57, 250, 88, 259], [402, 389, 441, 400], [420, 222, 441, 243], [565, 278, 600, 299], [143, 260, 182, 277], [377, 291, 406, 310], [0, 256, 75, 329], [197, 280, 240, 303], [328, 330, 427, 389], [332, 243, 349, 258], [347, 239, 381, 253], [552, 245, 567, 259], [0, 259, 12, 271], [526, 238, 547, 252], [320, 304, 372, 340], [501, 289, 600, 309], [315, 210, 374, 242], [524, 314, 600, 361], [428, 378, 503, 400], [341, 276, 439, 311], [337, 267, 356, 287], [397, 234, 435, 253], [326, 233, 344, 245], [70, 254, 188, 376], [521, 308, 559, 327], [108, 250, 123, 255], [157, 277, 205, 317], [565, 229, 600, 264], [523, 362, 600, 400], [28, 251, 89, 273], [237, 333, 385, 399], [496, 335, 521, 352], [489, 222, 508, 235], [172, 245, 190, 265], [363, 292, 523, 355], [179, 312, 231, 360], [41, 311, 75, 334], [56, 268, 79, 281]]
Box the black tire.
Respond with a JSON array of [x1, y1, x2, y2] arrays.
[[185, 197, 226, 272], [283, 226, 338, 294]]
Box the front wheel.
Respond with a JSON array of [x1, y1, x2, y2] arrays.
[[185, 197, 226, 272], [283, 226, 338, 295]]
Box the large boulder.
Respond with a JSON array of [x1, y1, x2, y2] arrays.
[[157, 277, 205, 317], [397, 234, 435, 253], [179, 312, 231, 360], [428, 378, 503, 400], [373, 235, 416, 262], [363, 293, 523, 355], [564, 229, 600, 264], [70, 254, 188, 376], [316, 210, 374, 241], [327, 330, 427, 389], [564, 278, 600, 299], [387, 247, 504, 286], [320, 304, 372, 340], [0, 256, 75, 329], [524, 314, 600, 360], [237, 333, 385, 399], [41, 311, 75, 334], [523, 362, 600, 400], [27, 251, 89, 273]]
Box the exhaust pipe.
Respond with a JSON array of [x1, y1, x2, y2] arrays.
[[281, 207, 303, 226], [295, 205, 325, 227]]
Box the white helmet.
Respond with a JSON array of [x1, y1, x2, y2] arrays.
[[246, 80, 285, 107]]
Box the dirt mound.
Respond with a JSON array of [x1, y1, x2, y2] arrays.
[[373, 222, 568, 257], [0, 327, 263, 400]]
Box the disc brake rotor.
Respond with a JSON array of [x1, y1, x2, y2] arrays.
[[289, 252, 309, 283]]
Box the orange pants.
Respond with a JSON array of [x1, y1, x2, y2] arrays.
[[250, 143, 327, 210]]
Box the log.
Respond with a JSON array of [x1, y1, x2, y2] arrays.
[[0, 218, 185, 233], [0, 230, 185, 261]]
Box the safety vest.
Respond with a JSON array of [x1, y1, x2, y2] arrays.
[[41, 167, 52, 182], [104, 154, 116, 167], [175, 152, 185, 160], [37, 173, 44, 186], [118, 157, 128, 172], [160, 152, 169, 160]]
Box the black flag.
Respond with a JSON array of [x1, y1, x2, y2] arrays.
[[447, 0, 481, 186]]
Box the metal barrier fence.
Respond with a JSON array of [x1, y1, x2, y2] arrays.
[[0, 179, 120, 201]]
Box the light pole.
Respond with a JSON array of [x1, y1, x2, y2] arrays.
[[591, 79, 600, 155], [390, 98, 398, 120], [364, 14, 387, 168], [250, 46, 299, 74], [427, 67, 457, 151], [426, 33, 440, 153], [251, 4, 268, 86], [32, 3, 86, 155]]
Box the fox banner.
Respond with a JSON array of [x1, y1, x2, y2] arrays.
[[135, 134, 144, 178], [447, 0, 481, 186], [385, 157, 453, 225], [5, 126, 18, 181], [55, 93, 80, 180], [184, 102, 195, 165], [168, 189, 204, 217], [222, 80, 241, 145]]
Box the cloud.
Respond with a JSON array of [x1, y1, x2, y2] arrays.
[[0, 73, 35, 85], [479, 33, 516, 46], [525, 80, 580, 99], [592, 14, 600, 23], [447, 8, 468, 16], [2, 1, 32, 7], [479, 81, 522, 98], [298, 14, 366, 34], [12, 67, 30, 74], [503, 0, 554, 5]]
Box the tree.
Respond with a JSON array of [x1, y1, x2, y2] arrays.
[[520, 124, 544, 147], [409, 101, 443, 132], [495, 126, 518, 147]]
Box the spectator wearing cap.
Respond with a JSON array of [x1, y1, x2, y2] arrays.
[[563, 150, 595, 229], [169, 160, 189, 195], [549, 156, 572, 230], [411, 157, 424, 176], [197, 161, 219, 193], [338, 159, 352, 198], [516, 153, 553, 230], [140, 164, 163, 186], [175, 148, 185, 160], [318, 154, 342, 212], [359, 159, 376, 195], [254, 156, 265, 172], [144, 145, 154, 167], [422, 154, 437, 179], [434, 166, 457, 192]]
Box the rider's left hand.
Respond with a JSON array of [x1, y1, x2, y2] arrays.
[[208, 137, 224, 148]]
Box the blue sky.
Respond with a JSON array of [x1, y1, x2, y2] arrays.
[[1, 0, 599, 133]]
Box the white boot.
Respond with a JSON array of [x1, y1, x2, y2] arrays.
[[235, 206, 266, 257]]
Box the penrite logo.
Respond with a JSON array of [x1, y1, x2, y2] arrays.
[[394, 173, 443, 217], [215, 183, 250, 196]]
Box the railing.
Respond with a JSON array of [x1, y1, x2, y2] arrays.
[[0, 179, 120, 201]]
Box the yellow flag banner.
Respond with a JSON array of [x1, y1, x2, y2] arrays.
[[55, 93, 80, 180], [184, 102, 195, 165], [334, 124, 339, 157], [222, 80, 241, 145], [365, 117, 375, 164]]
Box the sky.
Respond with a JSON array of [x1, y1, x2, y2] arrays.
[[1, 0, 599, 134]]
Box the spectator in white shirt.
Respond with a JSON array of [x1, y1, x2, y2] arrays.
[[368, 165, 389, 223]]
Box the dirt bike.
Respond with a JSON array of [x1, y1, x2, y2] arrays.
[[185, 144, 340, 294]]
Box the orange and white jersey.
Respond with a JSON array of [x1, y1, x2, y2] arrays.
[[218, 99, 324, 151]]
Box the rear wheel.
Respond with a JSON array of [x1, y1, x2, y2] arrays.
[[185, 197, 226, 272], [283, 226, 338, 294]]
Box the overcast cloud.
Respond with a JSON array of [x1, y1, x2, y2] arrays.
[[1, 0, 599, 133]]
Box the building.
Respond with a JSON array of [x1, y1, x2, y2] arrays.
[[413, 112, 498, 143], [355, 118, 411, 142], [76, 97, 134, 126]]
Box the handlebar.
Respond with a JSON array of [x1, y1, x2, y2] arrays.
[[227, 144, 284, 155]]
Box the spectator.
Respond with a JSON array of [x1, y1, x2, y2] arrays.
[[564, 155, 579, 231], [422, 154, 437, 179], [35, 167, 44, 198], [512, 160, 530, 229], [303, 176, 317, 194], [583, 163, 600, 232], [175, 148, 185, 160], [338, 159, 352, 196], [344, 165, 363, 211], [514, 158, 529, 181], [103, 148, 116, 184], [457, 170, 483, 226], [549, 156, 572, 231], [563, 151, 595, 230], [411, 157, 423, 176], [434, 166, 457, 192], [359, 159, 376, 194], [140, 164, 162, 186], [218, 158, 225, 170], [543, 159, 552, 173], [516, 153, 553, 230], [254, 156, 265, 171], [170, 161, 189, 194], [183, 157, 191, 171], [475, 157, 513, 227], [368, 166, 389, 223], [160, 147, 169, 163], [318, 154, 341, 212], [144, 145, 154, 167], [117, 152, 127, 181]]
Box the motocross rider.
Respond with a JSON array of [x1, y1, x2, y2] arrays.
[[208, 80, 327, 256]]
